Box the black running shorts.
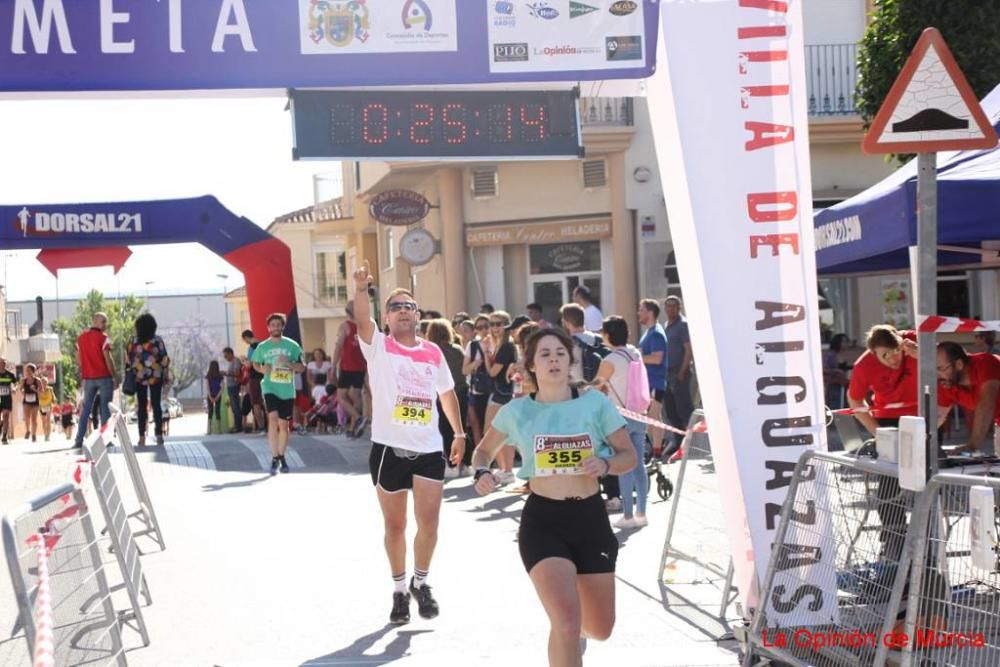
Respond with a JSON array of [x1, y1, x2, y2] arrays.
[[369, 442, 445, 492], [0, 396, 11, 412], [338, 370, 366, 389], [264, 394, 294, 420], [518, 493, 618, 575]]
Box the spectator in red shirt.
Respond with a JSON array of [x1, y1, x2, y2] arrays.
[[74, 312, 118, 449], [847, 324, 918, 436], [936, 342, 1000, 452]]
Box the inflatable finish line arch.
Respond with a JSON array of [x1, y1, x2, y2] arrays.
[[0, 196, 299, 341]]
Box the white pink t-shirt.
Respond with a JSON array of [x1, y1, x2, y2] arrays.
[[360, 330, 456, 454]]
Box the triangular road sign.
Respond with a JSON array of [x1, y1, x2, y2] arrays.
[[863, 27, 998, 154]]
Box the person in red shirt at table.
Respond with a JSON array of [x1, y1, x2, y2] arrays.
[[935, 341, 1000, 453], [847, 324, 918, 435]]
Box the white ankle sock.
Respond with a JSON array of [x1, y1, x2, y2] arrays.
[[393, 573, 407, 593], [413, 568, 429, 588]]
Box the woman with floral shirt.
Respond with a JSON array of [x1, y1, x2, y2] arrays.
[[127, 313, 170, 446]]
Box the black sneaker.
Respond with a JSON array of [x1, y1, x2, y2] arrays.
[[409, 578, 439, 619], [279, 456, 290, 473], [390, 592, 410, 624], [270, 457, 279, 476]]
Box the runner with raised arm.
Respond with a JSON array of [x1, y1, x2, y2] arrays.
[[352, 261, 466, 624], [471, 328, 637, 666]]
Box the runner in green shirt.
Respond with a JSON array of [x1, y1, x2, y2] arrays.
[[251, 313, 306, 474]]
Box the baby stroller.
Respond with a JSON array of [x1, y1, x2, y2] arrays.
[[644, 435, 675, 501]]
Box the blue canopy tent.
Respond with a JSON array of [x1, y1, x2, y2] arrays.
[[814, 83, 1000, 275]]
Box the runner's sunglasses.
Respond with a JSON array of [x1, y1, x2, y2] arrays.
[[388, 301, 418, 313]]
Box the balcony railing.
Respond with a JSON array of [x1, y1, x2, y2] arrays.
[[580, 97, 634, 127], [805, 43, 858, 116]]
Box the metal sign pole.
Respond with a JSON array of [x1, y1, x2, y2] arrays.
[[917, 151, 938, 477]]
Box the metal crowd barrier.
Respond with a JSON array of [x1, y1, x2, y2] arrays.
[[2, 483, 127, 666], [83, 430, 152, 647], [746, 451, 1000, 667], [900, 473, 1000, 667], [657, 409, 739, 618], [105, 412, 165, 552]]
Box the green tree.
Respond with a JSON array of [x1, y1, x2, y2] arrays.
[[51, 290, 146, 399], [856, 1, 1000, 161]]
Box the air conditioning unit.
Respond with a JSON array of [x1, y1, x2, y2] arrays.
[[20, 334, 62, 363]]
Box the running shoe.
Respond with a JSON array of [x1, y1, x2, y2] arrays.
[[409, 578, 440, 619], [279, 456, 290, 474], [156, 436, 164, 446], [390, 592, 411, 624], [614, 516, 637, 530], [634, 515, 649, 527], [270, 457, 280, 476], [352, 416, 369, 438], [605, 497, 622, 512], [443, 465, 460, 479]]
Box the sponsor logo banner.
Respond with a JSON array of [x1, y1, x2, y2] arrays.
[[569, 2, 599, 19], [650, 1, 838, 623], [0, 1, 655, 91], [609, 1, 639, 17], [606, 35, 642, 61], [299, 0, 457, 54], [489, 0, 646, 73], [493, 42, 529, 62]]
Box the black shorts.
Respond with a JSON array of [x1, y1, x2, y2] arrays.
[[369, 443, 445, 492], [489, 392, 513, 407], [0, 396, 11, 411], [338, 370, 366, 389], [518, 493, 618, 575], [651, 389, 665, 403], [61, 414, 73, 428], [264, 394, 294, 420]]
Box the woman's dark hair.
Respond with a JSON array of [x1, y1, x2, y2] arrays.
[[426, 318, 456, 349], [522, 328, 576, 388], [865, 325, 901, 352], [515, 322, 541, 348], [135, 313, 158, 344], [601, 316, 629, 347], [829, 333, 849, 352], [206, 360, 221, 379], [312, 348, 327, 361]]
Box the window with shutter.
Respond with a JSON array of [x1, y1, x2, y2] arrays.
[[471, 168, 498, 198], [582, 159, 607, 189]]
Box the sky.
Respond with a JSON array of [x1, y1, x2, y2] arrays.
[[0, 93, 335, 302]]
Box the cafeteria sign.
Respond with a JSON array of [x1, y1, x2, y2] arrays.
[[368, 191, 432, 226]]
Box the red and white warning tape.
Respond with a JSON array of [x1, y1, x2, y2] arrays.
[[917, 315, 1000, 333], [616, 407, 707, 437], [830, 402, 916, 416], [26, 534, 55, 667]]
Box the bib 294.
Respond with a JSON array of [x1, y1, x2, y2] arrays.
[[534, 434, 594, 476]]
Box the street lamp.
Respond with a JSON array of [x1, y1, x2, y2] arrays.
[[217, 273, 231, 347]]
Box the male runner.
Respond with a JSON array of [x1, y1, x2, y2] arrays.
[[251, 314, 306, 475], [353, 261, 466, 624]]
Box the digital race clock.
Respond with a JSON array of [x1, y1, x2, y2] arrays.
[[290, 89, 582, 160]]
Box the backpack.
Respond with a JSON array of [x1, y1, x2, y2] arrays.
[[615, 349, 651, 413], [574, 334, 611, 383]]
